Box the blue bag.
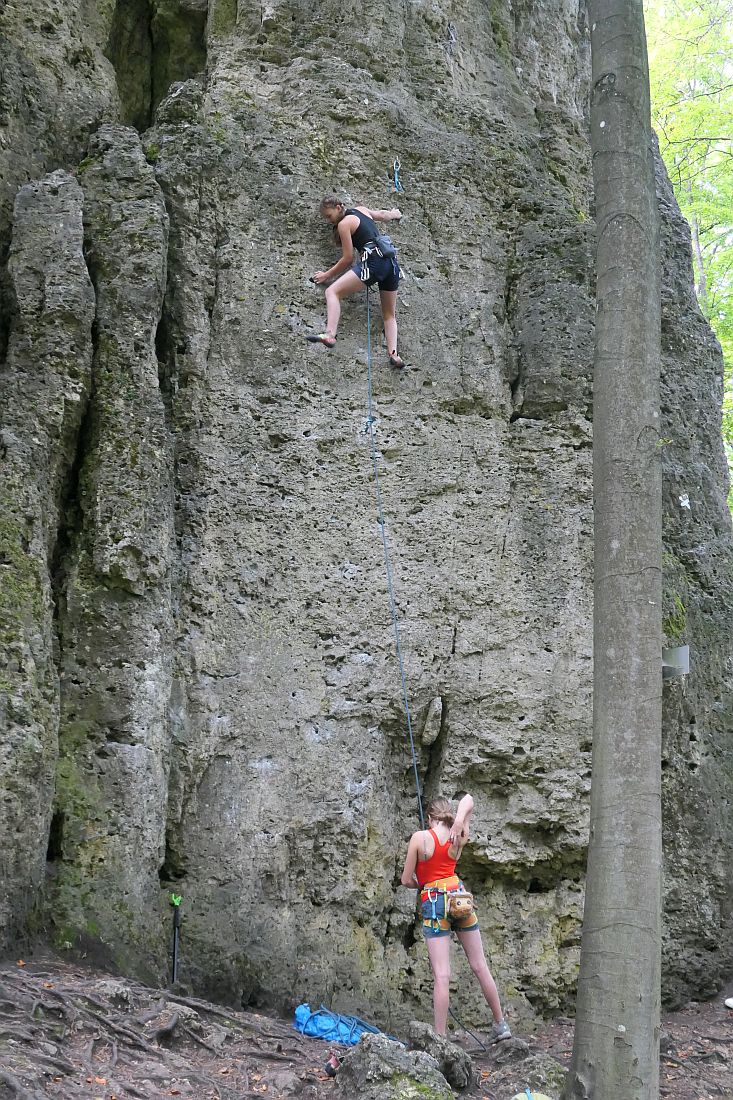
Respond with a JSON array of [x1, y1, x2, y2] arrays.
[[293, 1003, 383, 1046]]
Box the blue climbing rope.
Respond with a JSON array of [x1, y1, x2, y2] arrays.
[[364, 291, 487, 1055], [364, 289, 424, 831]]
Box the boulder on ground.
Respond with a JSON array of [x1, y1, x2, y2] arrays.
[[335, 1032, 453, 1100], [522, 1053, 566, 1095], [485, 1034, 532, 1066], [408, 1020, 476, 1090], [507, 1051, 566, 1098]]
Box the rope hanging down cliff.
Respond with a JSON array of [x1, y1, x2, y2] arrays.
[[364, 288, 425, 831], [363, 297, 488, 1052]]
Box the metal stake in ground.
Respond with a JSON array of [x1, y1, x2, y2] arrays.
[[170, 893, 183, 985]]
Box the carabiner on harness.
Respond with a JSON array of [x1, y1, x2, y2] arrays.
[[427, 886, 446, 932]]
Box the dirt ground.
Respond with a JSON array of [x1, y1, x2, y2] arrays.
[[0, 953, 730, 1099]]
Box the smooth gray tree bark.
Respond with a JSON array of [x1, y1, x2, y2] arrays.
[[565, 3, 662, 1098]]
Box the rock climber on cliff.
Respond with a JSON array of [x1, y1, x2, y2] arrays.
[[400, 794, 512, 1042], [306, 196, 405, 368]]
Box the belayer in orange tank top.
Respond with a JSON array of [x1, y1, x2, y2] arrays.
[[400, 794, 513, 1043], [415, 829, 458, 887]]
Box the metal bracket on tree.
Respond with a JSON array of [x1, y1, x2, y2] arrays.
[[662, 645, 689, 680]]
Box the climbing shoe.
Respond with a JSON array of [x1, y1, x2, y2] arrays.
[[324, 1051, 344, 1077], [306, 332, 336, 348], [388, 351, 405, 368], [491, 1019, 512, 1042]]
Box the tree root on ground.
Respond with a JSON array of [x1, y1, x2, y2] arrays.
[[2, 955, 729, 1100], [0, 958, 326, 1099]]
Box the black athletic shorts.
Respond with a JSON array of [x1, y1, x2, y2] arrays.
[[351, 254, 401, 292]]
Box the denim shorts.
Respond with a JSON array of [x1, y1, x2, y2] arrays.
[[421, 884, 480, 939], [351, 253, 401, 291]]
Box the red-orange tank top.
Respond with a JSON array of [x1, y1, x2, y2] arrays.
[[415, 829, 457, 887]]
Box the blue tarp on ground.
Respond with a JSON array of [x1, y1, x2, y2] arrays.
[[293, 1003, 383, 1046]]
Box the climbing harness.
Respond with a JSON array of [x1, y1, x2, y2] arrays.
[[391, 157, 404, 193], [364, 288, 424, 829], [423, 877, 456, 932], [424, 885, 473, 931], [421, 877, 476, 933], [359, 236, 400, 284]]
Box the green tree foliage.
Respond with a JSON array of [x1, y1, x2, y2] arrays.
[[645, 0, 733, 500]]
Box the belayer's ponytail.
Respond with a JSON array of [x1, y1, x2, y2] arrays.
[[426, 798, 455, 827]]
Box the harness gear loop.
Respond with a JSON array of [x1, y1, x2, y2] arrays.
[[365, 288, 424, 829]]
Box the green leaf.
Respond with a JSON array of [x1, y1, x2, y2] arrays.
[[645, 0, 733, 499]]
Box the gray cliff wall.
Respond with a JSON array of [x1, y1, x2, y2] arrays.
[[0, 0, 731, 1025]]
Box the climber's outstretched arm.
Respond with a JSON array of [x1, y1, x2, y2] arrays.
[[367, 206, 402, 222]]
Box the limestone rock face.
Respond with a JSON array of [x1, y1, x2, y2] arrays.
[[47, 124, 174, 976], [0, 0, 731, 1028], [0, 170, 95, 947], [655, 151, 733, 1004]]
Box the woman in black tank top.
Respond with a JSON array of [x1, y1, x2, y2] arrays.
[[306, 195, 405, 368]]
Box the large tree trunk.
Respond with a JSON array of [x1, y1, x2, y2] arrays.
[[565, 3, 662, 1098]]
